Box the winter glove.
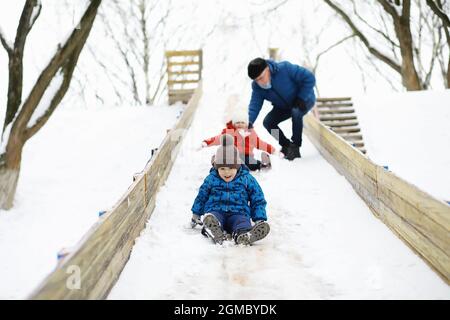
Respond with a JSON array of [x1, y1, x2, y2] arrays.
[[191, 214, 203, 228], [294, 98, 307, 113]]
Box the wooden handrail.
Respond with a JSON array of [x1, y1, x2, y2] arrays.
[[304, 114, 450, 284]]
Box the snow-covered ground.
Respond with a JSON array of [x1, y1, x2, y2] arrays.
[[356, 90, 450, 202], [108, 25, 450, 300], [0, 105, 182, 299]]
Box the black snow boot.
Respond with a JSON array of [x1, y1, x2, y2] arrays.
[[285, 142, 301, 161], [201, 213, 225, 244], [280, 144, 289, 158], [233, 221, 270, 245]]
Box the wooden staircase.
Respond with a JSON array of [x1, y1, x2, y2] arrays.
[[316, 97, 367, 154]]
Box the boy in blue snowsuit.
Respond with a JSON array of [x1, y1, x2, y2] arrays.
[[191, 134, 270, 245]]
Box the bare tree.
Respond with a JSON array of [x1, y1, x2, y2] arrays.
[[323, 0, 448, 90], [0, 0, 102, 210], [91, 0, 171, 106], [426, 0, 450, 87]]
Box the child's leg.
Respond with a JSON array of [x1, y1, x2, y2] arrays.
[[225, 214, 252, 236], [202, 212, 225, 244], [228, 215, 270, 245]]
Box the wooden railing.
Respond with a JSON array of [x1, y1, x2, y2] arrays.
[[304, 114, 450, 284], [29, 82, 203, 299], [166, 50, 202, 105]]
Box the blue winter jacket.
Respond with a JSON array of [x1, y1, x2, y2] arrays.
[[248, 60, 316, 124], [191, 166, 267, 221]]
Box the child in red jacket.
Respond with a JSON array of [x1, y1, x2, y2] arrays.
[[201, 111, 276, 171]]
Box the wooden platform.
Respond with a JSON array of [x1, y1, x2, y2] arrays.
[[166, 50, 202, 105], [316, 97, 366, 154]]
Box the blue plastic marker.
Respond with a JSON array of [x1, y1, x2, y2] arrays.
[[383, 165, 389, 171], [98, 210, 106, 217]]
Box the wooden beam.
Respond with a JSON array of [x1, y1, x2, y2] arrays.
[[165, 50, 202, 57]]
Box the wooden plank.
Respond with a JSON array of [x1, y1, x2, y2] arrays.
[[331, 126, 361, 133], [339, 133, 363, 141], [168, 71, 200, 75], [376, 201, 450, 282], [321, 120, 359, 127], [348, 141, 365, 148], [166, 50, 202, 57], [317, 103, 354, 109], [320, 115, 357, 121], [377, 167, 450, 230], [168, 89, 195, 95], [318, 108, 355, 114], [377, 177, 450, 254], [304, 114, 450, 284], [167, 61, 200, 66], [316, 97, 352, 102], [29, 82, 204, 299], [168, 79, 200, 85]]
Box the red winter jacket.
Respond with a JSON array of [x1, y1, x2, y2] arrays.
[[203, 121, 275, 157]]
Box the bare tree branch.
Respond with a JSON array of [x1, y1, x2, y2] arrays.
[[2, 0, 42, 136], [12, 0, 102, 135], [426, 0, 450, 27], [323, 0, 401, 73]]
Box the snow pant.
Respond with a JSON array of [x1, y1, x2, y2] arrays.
[[263, 104, 313, 147], [210, 211, 252, 234]]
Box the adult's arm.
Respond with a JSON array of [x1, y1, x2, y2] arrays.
[[248, 83, 265, 124], [286, 61, 316, 103]]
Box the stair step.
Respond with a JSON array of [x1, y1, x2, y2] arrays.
[[320, 115, 357, 121], [339, 133, 363, 141], [317, 102, 353, 108], [317, 97, 352, 102], [332, 126, 361, 133], [347, 140, 365, 148], [322, 120, 359, 128], [318, 108, 355, 114]]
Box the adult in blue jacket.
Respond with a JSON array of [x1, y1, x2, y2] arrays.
[[247, 58, 316, 160]]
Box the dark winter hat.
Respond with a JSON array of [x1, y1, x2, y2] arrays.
[[214, 134, 242, 169], [247, 58, 268, 79]]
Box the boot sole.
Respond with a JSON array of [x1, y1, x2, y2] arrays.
[[202, 214, 224, 244], [236, 221, 270, 245]]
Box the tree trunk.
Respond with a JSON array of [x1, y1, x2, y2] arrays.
[[398, 17, 422, 90], [0, 136, 24, 210]]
